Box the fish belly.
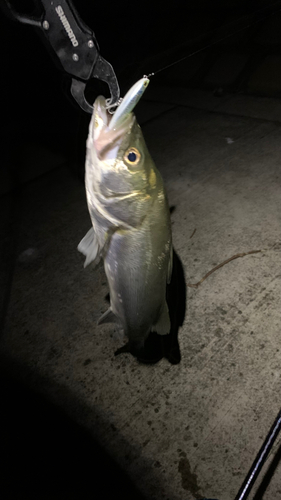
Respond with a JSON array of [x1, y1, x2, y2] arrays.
[[104, 219, 171, 344]]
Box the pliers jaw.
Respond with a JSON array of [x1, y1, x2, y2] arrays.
[[1, 0, 120, 113], [71, 55, 120, 114]]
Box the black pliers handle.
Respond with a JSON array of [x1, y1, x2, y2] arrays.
[[2, 0, 120, 113]]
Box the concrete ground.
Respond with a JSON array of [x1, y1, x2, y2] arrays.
[[1, 87, 281, 500]]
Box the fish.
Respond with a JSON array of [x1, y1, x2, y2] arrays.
[[78, 89, 173, 356], [114, 247, 185, 364]]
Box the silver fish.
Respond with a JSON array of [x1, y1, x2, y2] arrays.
[[78, 95, 172, 354]]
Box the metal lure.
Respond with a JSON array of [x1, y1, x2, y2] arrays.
[[108, 77, 149, 130]]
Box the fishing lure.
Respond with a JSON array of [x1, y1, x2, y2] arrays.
[[108, 76, 149, 130]]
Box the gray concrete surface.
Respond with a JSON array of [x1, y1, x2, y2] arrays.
[[1, 89, 281, 500]]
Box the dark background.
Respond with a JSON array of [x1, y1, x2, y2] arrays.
[[2, 0, 281, 165]]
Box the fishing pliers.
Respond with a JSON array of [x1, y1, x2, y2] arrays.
[[2, 0, 120, 113]]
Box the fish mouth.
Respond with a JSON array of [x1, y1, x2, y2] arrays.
[[91, 96, 135, 159]]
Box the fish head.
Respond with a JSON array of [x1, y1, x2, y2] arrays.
[[86, 96, 156, 197]]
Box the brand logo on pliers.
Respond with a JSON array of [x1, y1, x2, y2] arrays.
[[55, 6, 78, 47]]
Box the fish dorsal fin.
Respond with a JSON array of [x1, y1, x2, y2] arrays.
[[77, 227, 101, 268], [97, 307, 117, 325]]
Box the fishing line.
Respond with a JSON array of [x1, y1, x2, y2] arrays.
[[145, 1, 281, 79]]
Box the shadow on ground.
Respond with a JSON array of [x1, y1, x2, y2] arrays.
[[0, 358, 146, 500]]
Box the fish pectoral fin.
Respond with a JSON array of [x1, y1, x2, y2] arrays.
[[77, 227, 101, 268], [151, 302, 170, 335], [97, 307, 117, 325]]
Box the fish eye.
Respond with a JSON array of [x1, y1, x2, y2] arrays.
[[124, 147, 141, 165]]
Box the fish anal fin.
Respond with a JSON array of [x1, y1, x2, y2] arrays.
[[151, 302, 170, 336], [167, 245, 173, 284]]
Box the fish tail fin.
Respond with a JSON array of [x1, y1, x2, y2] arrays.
[[115, 340, 144, 357]]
